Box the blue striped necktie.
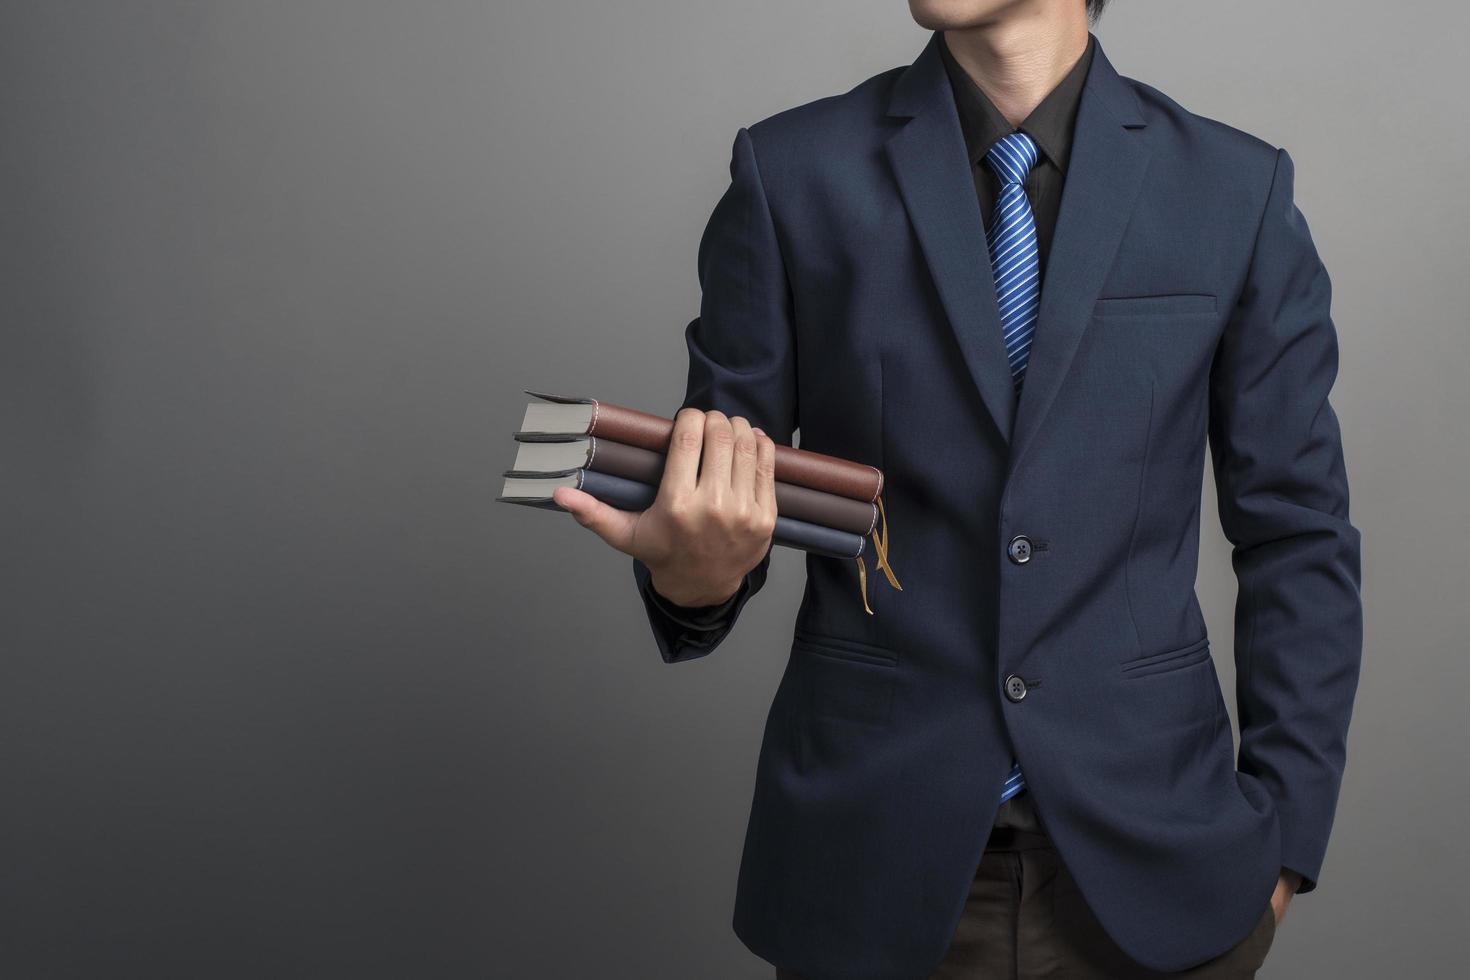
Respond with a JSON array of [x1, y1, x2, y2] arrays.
[[985, 130, 1042, 804], [985, 131, 1042, 392]]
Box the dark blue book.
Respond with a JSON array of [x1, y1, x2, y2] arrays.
[[498, 467, 866, 561]]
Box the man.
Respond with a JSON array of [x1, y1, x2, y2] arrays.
[[555, 0, 1363, 976]]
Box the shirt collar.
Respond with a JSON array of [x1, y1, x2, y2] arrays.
[[938, 32, 1095, 174]]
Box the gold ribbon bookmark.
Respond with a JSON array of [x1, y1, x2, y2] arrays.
[[854, 493, 902, 615], [870, 495, 903, 591]]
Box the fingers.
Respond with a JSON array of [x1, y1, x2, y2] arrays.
[[552, 486, 638, 555], [697, 410, 735, 493], [659, 408, 704, 499], [729, 415, 758, 500], [751, 426, 777, 520]]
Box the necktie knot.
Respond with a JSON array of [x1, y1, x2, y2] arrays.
[[984, 131, 1040, 186]]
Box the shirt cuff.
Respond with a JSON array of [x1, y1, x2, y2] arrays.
[[645, 578, 746, 631]]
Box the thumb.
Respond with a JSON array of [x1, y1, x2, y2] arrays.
[[552, 486, 639, 555]]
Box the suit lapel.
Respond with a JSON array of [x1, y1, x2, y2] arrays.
[[1007, 41, 1152, 470], [884, 33, 1152, 460], [885, 34, 1017, 446]]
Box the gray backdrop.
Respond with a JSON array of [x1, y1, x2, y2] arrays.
[[2, 1, 1465, 977]]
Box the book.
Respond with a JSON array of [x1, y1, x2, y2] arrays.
[[517, 391, 883, 503], [509, 435, 879, 536], [500, 390, 901, 615], [498, 469, 867, 560]]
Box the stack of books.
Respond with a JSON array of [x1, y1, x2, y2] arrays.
[[497, 391, 901, 612]]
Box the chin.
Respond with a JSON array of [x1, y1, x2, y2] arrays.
[[907, 0, 1026, 31]]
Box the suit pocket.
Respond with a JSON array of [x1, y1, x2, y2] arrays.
[[1120, 636, 1212, 678], [791, 630, 897, 728], [1093, 293, 1217, 318], [792, 628, 898, 667]]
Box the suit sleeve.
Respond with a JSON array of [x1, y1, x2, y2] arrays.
[[1208, 147, 1364, 894], [633, 125, 799, 665]]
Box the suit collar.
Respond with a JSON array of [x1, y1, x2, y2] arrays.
[[937, 31, 1096, 174], [889, 31, 1144, 125], [883, 31, 1151, 459]]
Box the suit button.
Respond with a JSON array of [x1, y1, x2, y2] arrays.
[[1007, 534, 1033, 564], [1003, 674, 1028, 702]]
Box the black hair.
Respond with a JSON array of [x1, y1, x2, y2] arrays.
[[1087, 0, 1110, 21]]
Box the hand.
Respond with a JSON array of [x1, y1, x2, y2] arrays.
[[552, 408, 778, 608], [1270, 869, 1302, 927]]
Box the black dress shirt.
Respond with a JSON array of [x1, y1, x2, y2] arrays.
[[646, 35, 1095, 628], [938, 30, 1094, 276]]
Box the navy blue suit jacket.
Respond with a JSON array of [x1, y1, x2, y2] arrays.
[[632, 32, 1362, 978]]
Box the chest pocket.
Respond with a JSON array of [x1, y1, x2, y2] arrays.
[[1093, 293, 1217, 318]]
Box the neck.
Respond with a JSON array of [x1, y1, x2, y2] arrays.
[[943, 6, 1090, 127]]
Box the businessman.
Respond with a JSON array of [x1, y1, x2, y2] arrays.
[[556, 0, 1363, 976]]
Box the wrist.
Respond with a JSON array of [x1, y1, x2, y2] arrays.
[[649, 572, 742, 610]]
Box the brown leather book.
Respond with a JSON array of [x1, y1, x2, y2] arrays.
[[517, 391, 884, 503], [510, 435, 879, 536]]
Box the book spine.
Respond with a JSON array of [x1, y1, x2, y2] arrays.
[[588, 401, 883, 504], [584, 438, 878, 536], [578, 470, 865, 560]]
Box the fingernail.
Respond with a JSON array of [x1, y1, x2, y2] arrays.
[[753, 427, 765, 436]]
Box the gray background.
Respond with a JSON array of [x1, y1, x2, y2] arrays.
[[2, 1, 1465, 977]]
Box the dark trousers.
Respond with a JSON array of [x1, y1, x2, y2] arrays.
[[776, 792, 1277, 979]]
